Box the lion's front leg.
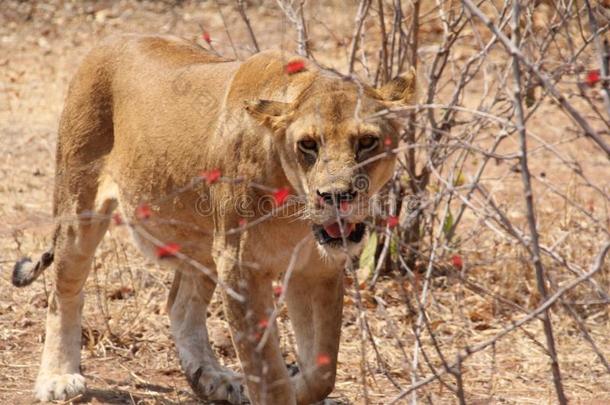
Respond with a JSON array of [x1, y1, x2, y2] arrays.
[[215, 234, 296, 405], [168, 271, 243, 404], [286, 258, 344, 405]]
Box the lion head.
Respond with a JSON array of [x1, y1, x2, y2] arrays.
[[246, 67, 416, 257]]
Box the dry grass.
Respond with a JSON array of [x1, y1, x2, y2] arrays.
[[1, 1, 609, 404]]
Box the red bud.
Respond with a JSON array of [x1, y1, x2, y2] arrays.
[[136, 203, 151, 220], [258, 318, 269, 329], [201, 168, 221, 185], [156, 242, 181, 259], [585, 69, 600, 87], [387, 216, 399, 228], [451, 254, 463, 270], [316, 353, 331, 366], [285, 60, 306, 75], [273, 188, 291, 206]]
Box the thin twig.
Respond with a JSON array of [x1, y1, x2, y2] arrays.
[[377, 0, 389, 83], [509, 2, 567, 403], [348, 0, 372, 74], [237, 0, 260, 53], [213, 0, 239, 59], [276, 0, 310, 56]]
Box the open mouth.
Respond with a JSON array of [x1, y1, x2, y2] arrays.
[[312, 221, 367, 245]]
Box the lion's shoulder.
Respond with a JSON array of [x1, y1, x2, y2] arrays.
[[226, 50, 318, 105]]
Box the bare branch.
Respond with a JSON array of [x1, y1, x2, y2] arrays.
[[348, 0, 372, 74], [462, 0, 610, 159], [237, 0, 260, 53], [510, 2, 566, 403]]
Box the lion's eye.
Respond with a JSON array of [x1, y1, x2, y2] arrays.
[[357, 136, 379, 155], [297, 139, 318, 159]]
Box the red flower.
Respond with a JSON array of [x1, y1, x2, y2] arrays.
[[202, 31, 211, 44], [238, 218, 248, 228], [386, 215, 399, 228], [316, 353, 331, 366], [285, 60, 306, 75], [136, 203, 151, 220], [451, 254, 463, 270], [384, 137, 393, 148], [273, 285, 283, 298], [273, 188, 291, 206], [156, 243, 181, 259], [112, 212, 123, 226], [585, 69, 600, 87], [201, 168, 221, 185]]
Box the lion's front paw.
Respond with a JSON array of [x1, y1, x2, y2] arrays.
[[188, 367, 244, 404], [35, 373, 86, 402]]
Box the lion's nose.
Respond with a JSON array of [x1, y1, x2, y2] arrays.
[[317, 189, 357, 207]]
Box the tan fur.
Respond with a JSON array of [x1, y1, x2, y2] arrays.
[[32, 34, 415, 404]]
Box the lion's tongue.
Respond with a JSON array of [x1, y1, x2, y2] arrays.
[[323, 222, 354, 238]]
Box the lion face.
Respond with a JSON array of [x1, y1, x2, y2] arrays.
[[246, 70, 416, 257]]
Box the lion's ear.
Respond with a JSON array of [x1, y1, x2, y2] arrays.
[[377, 68, 417, 105], [244, 99, 291, 131]]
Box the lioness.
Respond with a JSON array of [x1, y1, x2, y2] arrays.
[[12, 34, 415, 404]]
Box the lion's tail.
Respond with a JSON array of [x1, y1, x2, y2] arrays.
[[12, 249, 54, 288], [12, 226, 58, 288]]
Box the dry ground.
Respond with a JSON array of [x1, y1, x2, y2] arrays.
[[1, 1, 609, 404]]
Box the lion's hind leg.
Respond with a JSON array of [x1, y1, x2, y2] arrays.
[[168, 270, 243, 404], [33, 175, 118, 401], [34, 196, 117, 402]]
